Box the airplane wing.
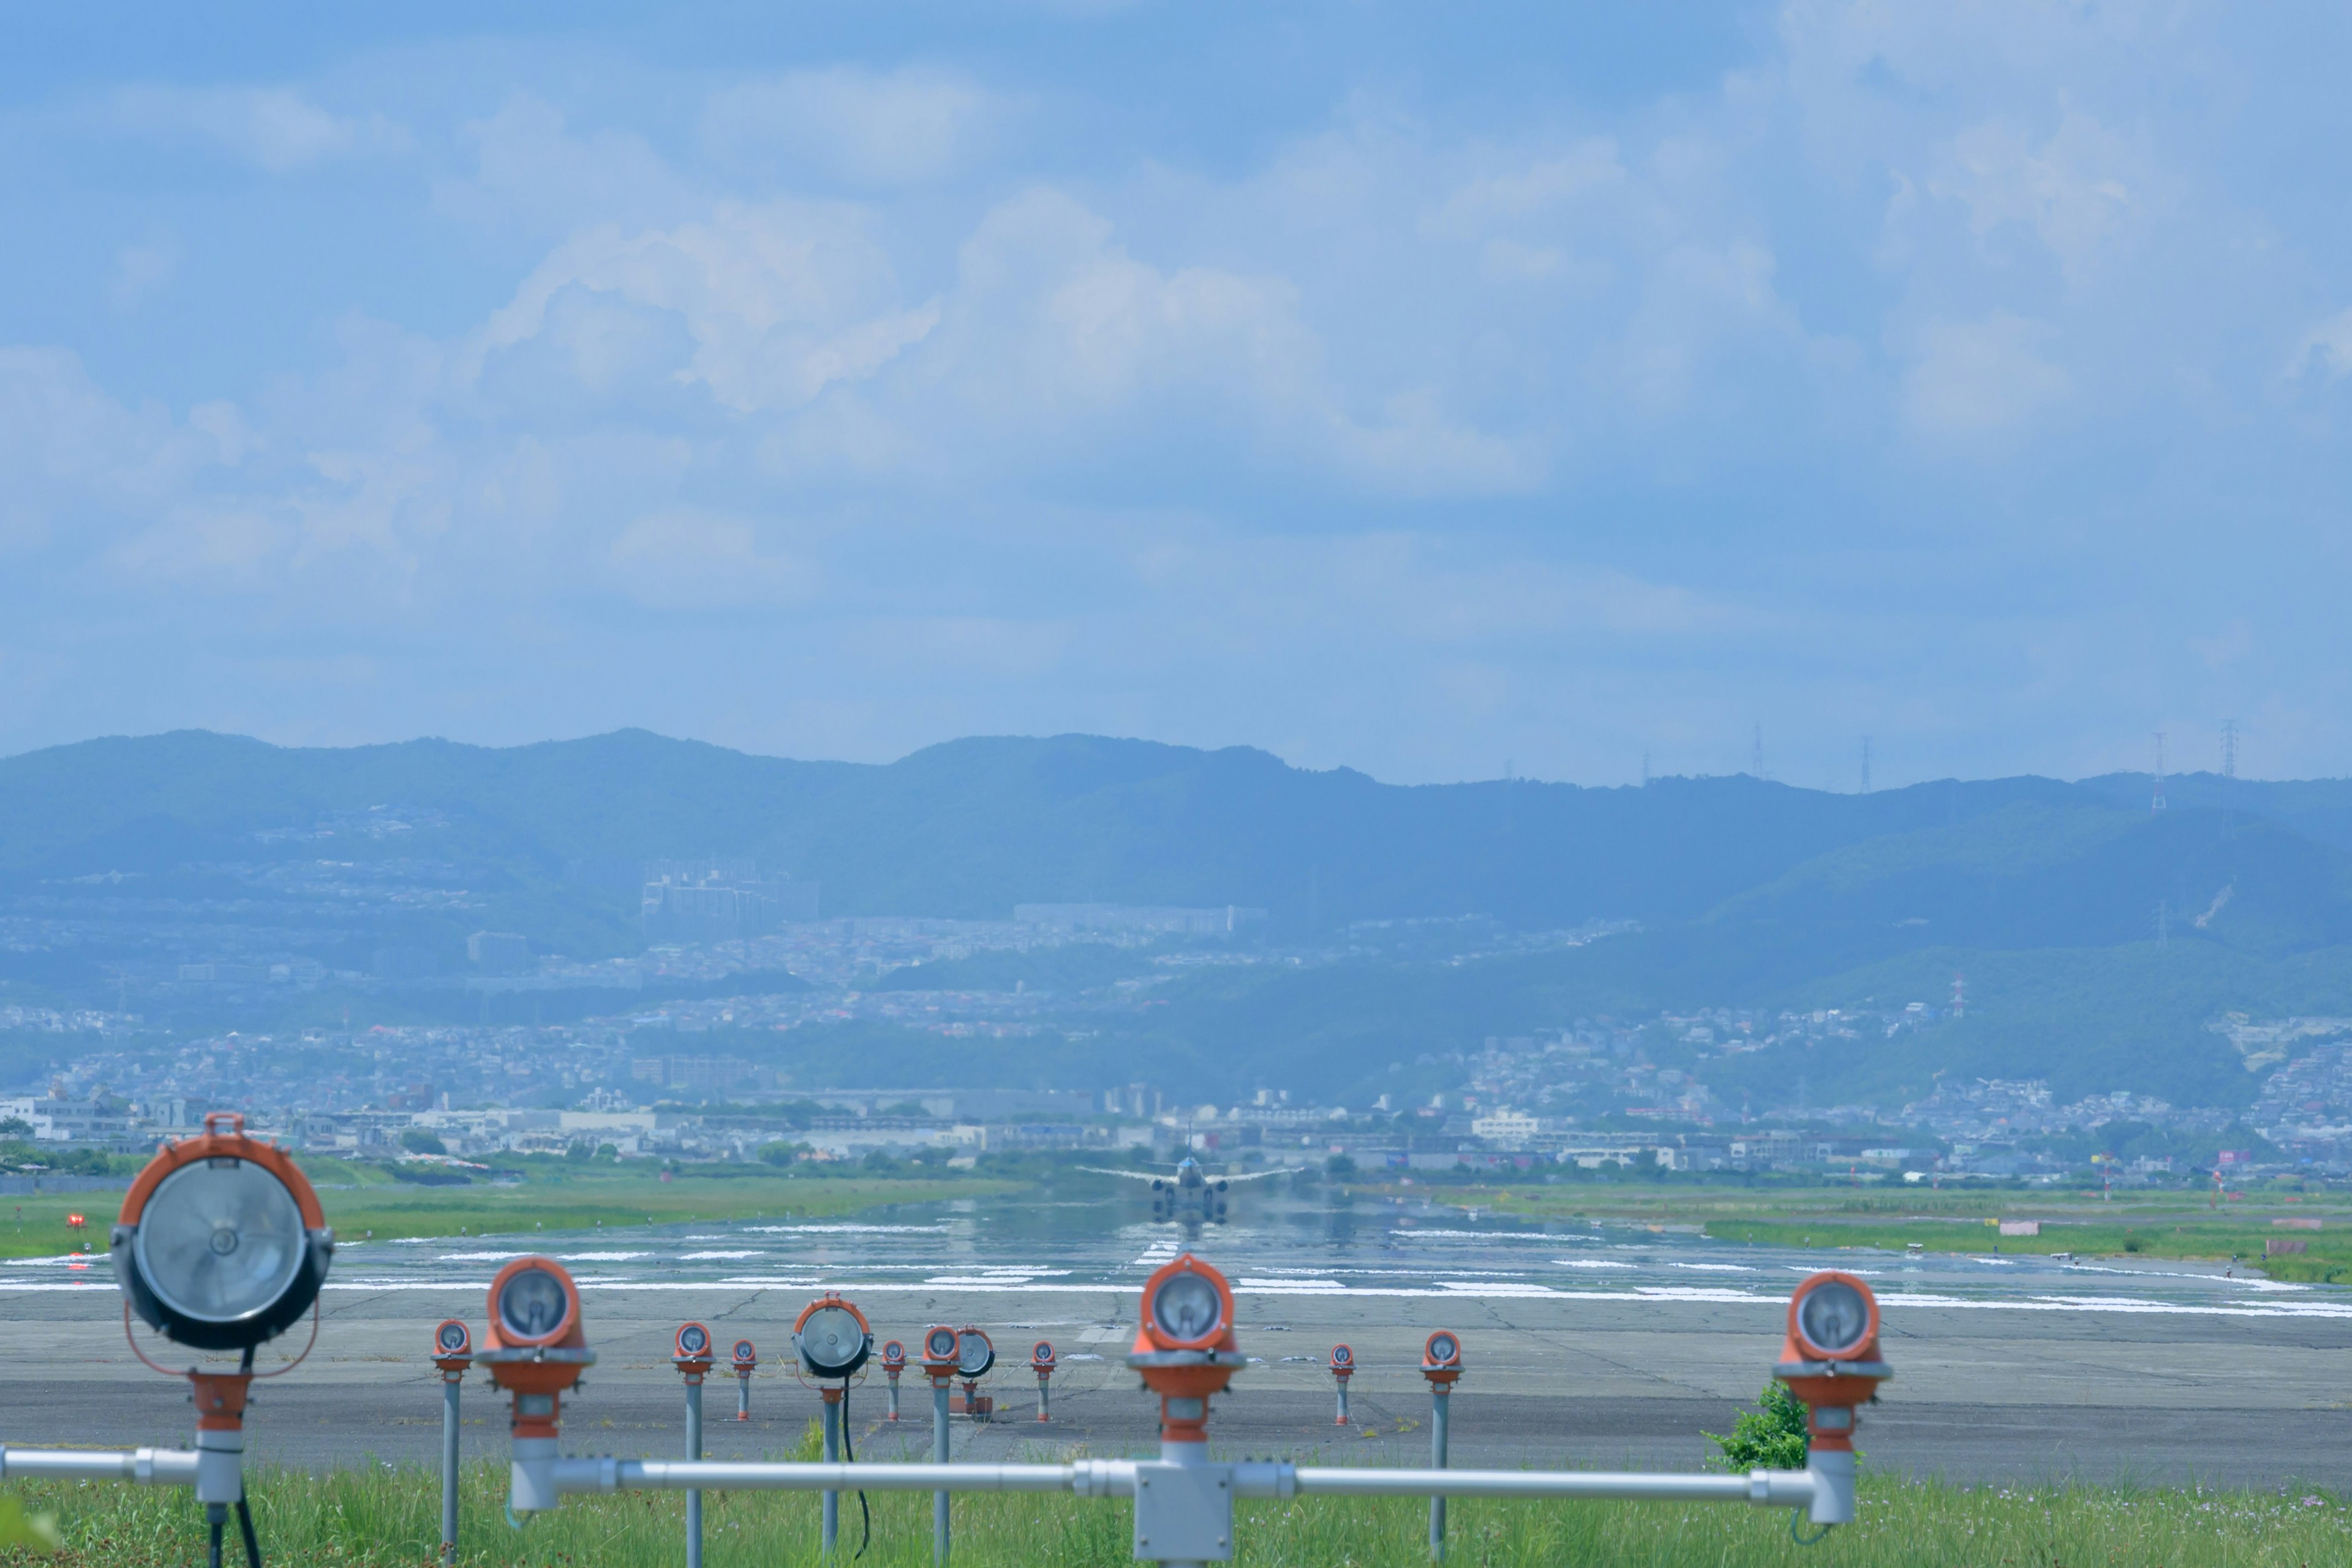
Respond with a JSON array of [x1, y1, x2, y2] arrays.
[[1079, 1166, 1169, 1182], [1216, 1167, 1307, 1183]]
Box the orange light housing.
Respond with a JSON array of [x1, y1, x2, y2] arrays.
[[919, 1324, 959, 1382], [1774, 1271, 1891, 1453], [1126, 1253, 1244, 1445], [1421, 1328, 1464, 1386], [793, 1292, 875, 1379], [432, 1318, 473, 1375], [1030, 1339, 1055, 1375], [731, 1338, 758, 1372], [112, 1110, 333, 1354], [674, 1320, 715, 1376], [480, 1256, 592, 1440], [880, 1338, 907, 1373], [1329, 1342, 1354, 1378]]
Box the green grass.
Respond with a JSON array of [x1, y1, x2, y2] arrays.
[[0, 1169, 1019, 1260], [1386, 1183, 2352, 1283], [1, 1463, 2347, 1566]]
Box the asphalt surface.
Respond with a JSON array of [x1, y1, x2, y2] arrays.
[[4, 1273, 2348, 1490]]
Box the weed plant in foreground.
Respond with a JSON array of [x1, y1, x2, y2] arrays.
[[0, 1464, 2346, 1567]]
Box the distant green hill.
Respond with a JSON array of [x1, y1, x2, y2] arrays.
[[4, 729, 2352, 1108]]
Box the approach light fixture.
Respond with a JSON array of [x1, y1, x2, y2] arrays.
[[954, 1326, 995, 1380], [1775, 1271, 1892, 1531], [920, 1325, 959, 1380], [112, 1112, 333, 1352], [1126, 1253, 1245, 1446], [1421, 1329, 1464, 1384], [794, 1294, 875, 1380], [1144, 1260, 1227, 1349], [674, 1321, 714, 1368], [1793, 1278, 1872, 1359]]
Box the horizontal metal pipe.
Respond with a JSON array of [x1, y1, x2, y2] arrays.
[[1287, 1468, 1817, 1507], [2, 1447, 200, 1486], [541, 1454, 1813, 1509], [554, 1459, 1117, 1496]]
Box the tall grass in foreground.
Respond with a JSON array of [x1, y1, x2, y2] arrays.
[[2, 1464, 2346, 1567]]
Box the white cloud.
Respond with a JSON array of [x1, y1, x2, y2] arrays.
[[933, 187, 1540, 494], [435, 96, 693, 238], [0, 347, 217, 553], [1900, 313, 2070, 435], [1939, 109, 2142, 284], [606, 509, 813, 609], [107, 235, 181, 312], [2293, 307, 2352, 382], [473, 201, 939, 413], [701, 66, 1007, 187], [103, 86, 406, 172]]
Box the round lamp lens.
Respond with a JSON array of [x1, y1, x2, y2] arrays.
[[680, 1325, 708, 1355], [734, 1340, 756, 1362], [1430, 1334, 1458, 1363], [801, 1305, 864, 1373], [497, 1266, 571, 1341], [133, 1159, 306, 1324], [927, 1329, 956, 1360], [1333, 1346, 1351, 1365], [1798, 1280, 1870, 1354], [437, 1322, 468, 1354], [1151, 1272, 1222, 1343], [956, 1330, 993, 1377]]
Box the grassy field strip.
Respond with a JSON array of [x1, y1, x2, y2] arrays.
[[0, 1172, 1019, 1261], [1, 1461, 2346, 1566]]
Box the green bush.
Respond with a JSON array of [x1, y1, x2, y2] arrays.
[[1703, 1380, 1809, 1471]]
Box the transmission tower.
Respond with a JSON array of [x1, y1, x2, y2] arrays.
[[1860, 736, 1872, 795], [2151, 731, 2167, 813], [2222, 719, 2238, 780], [1751, 723, 1764, 779], [2156, 898, 2169, 948], [1950, 971, 1966, 1020]]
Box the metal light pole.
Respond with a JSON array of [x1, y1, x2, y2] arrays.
[[429, 1322, 472, 1568], [821, 1388, 843, 1553], [1329, 1344, 1353, 1427], [1420, 1331, 1463, 1560], [921, 1323, 960, 1566], [673, 1323, 716, 1568], [932, 1371, 952, 1563]]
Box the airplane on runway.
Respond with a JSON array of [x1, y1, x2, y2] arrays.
[[1081, 1156, 1305, 1224]]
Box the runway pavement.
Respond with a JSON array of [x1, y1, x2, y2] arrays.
[[4, 1268, 2346, 1490]]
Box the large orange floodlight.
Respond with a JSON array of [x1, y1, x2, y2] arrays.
[[1774, 1271, 1891, 1452], [112, 1112, 333, 1352]]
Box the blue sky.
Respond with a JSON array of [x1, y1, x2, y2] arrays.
[[3, 2, 2348, 788]]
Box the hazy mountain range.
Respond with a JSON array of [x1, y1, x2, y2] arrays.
[[3, 728, 2350, 1109]]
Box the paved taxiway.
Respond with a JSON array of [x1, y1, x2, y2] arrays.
[[4, 1270, 2346, 1488]]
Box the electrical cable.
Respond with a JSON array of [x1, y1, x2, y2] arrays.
[[235, 1495, 263, 1568], [206, 1509, 225, 1568], [840, 1379, 870, 1558], [1789, 1510, 1833, 1547]]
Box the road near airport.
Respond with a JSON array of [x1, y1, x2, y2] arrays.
[[4, 1192, 2345, 1489]]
